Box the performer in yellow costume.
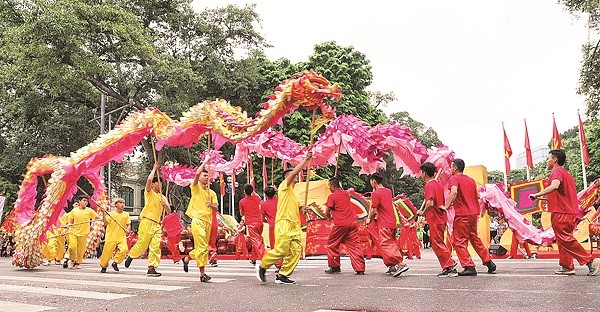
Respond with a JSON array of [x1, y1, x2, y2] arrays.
[[100, 198, 131, 273], [257, 151, 311, 285], [54, 210, 70, 265], [125, 163, 170, 277], [66, 195, 103, 269], [182, 156, 218, 282]]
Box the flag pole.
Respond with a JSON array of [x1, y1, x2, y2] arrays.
[[502, 121, 508, 190], [578, 109, 589, 188]]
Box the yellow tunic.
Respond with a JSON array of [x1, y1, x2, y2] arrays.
[[105, 211, 130, 242], [275, 180, 301, 224], [140, 190, 167, 222], [68, 207, 98, 237], [186, 184, 217, 223]]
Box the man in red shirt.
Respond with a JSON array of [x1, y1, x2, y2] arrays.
[[441, 159, 496, 276], [239, 184, 266, 265], [261, 186, 278, 250], [530, 149, 599, 276], [366, 173, 408, 277], [417, 162, 457, 277], [324, 177, 365, 275]]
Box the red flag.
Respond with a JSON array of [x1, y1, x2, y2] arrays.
[[524, 120, 534, 170], [503, 125, 512, 174], [551, 114, 562, 149], [579, 112, 590, 165], [219, 173, 225, 196], [262, 156, 268, 190]]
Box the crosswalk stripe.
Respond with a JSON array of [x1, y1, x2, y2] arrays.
[[0, 301, 56, 312], [0, 276, 186, 291], [90, 267, 256, 277], [2, 284, 133, 300], [37, 270, 234, 283]]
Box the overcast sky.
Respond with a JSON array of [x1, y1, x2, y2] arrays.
[[194, 0, 590, 172]]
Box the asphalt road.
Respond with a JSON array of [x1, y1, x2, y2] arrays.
[[0, 249, 598, 312]]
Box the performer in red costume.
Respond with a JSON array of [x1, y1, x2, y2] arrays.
[[509, 234, 532, 259], [530, 149, 599, 276], [323, 177, 365, 275], [366, 173, 408, 277], [239, 184, 266, 265], [261, 186, 282, 269], [441, 159, 496, 276], [417, 162, 457, 277]]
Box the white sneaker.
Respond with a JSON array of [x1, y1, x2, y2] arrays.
[[42, 260, 50, 266], [74, 264, 82, 269], [587, 258, 600, 276], [67, 260, 74, 269]]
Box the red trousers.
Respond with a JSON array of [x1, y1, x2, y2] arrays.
[[366, 221, 381, 259], [551, 213, 594, 269], [379, 227, 404, 267], [247, 223, 266, 261], [235, 232, 249, 259], [166, 233, 182, 262], [509, 234, 532, 258], [453, 215, 491, 268], [327, 223, 365, 272], [430, 223, 454, 269]]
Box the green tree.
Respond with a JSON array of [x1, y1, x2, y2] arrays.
[[0, 1, 269, 214], [389, 111, 442, 148]]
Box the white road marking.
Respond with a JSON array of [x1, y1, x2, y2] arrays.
[[36, 270, 234, 283], [0, 301, 56, 312], [2, 284, 133, 300], [0, 275, 186, 291]]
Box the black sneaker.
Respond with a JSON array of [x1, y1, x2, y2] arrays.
[[355, 271, 365, 275], [124, 256, 133, 268], [485, 260, 497, 274], [200, 274, 212, 282], [183, 257, 189, 273], [393, 264, 409, 277], [324, 267, 341, 274], [437, 268, 458, 277], [257, 266, 267, 283], [275, 274, 296, 285], [458, 267, 477, 276], [147, 268, 161, 277], [385, 266, 396, 274], [111, 262, 119, 272], [100, 267, 107, 273], [250, 260, 256, 266], [62, 260, 68, 269]]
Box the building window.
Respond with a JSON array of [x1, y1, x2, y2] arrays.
[[140, 189, 145, 207], [119, 186, 134, 207]]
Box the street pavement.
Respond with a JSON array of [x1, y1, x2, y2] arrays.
[[0, 249, 598, 312]]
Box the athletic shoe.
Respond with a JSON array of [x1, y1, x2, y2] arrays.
[[54, 260, 61, 265], [324, 267, 341, 274], [250, 260, 256, 266], [355, 271, 365, 275], [147, 268, 162, 277], [458, 267, 477, 276], [200, 274, 211, 283], [385, 266, 396, 274], [100, 267, 107, 273], [256, 266, 267, 283], [392, 264, 409, 277], [588, 258, 600, 276], [209, 262, 218, 267], [275, 274, 296, 285], [182, 257, 189, 273], [554, 267, 576, 275], [111, 262, 119, 272], [124, 256, 133, 268], [67, 260, 74, 269], [437, 268, 458, 277], [485, 260, 497, 274], [74, 264, 81, 269]]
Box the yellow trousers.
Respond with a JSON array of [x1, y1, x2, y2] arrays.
[[52, 235, 66, 261], [129, 218, 162, 268], [188, 218, 211, 268], [260, 220, 303, 277], [100, 238, 128, 268], [67, 234, 87, 264], [41, 241, 53, 261]]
